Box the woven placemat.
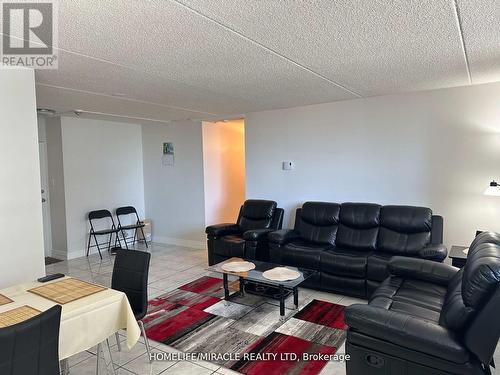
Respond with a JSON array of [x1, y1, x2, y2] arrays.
[[0, 294, 13, 307], [28, 278, 106, 304], [0, 305, 41, 328]]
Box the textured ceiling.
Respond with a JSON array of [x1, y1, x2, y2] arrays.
[[25, 0, 500, 122]]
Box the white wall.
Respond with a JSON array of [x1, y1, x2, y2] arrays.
[[142, 121, 206, 248], [245, 81, 500, 248], [202, 120, 246, 226], [60, 117, 145, 258], [0, 69, 45, 287], [45, 116, 68, 255]]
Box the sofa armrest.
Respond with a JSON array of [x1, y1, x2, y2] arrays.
[[243, 229, 274, 241], [268, 229, 300, 245], [205, 223, 240, 237], [345, 304, 469, 363], [418, 243, 448, 261], [388, 256, 458, 286]]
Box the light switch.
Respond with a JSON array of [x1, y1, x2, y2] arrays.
[[282, 161, 294, 170]]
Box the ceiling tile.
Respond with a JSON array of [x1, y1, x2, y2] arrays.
[[35, 84, 214, 122], [456, 0, 500, 84], [36, 50, 253, 115], [177, 0, 470, 96], [53, 0, 354, 114]]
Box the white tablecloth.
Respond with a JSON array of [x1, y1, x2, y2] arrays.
[[0, 277, 141, 359]]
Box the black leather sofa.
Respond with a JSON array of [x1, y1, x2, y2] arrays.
[[268, 202, 446, 298], [206, 200, 284, 265], [344, 231, 500, 375]]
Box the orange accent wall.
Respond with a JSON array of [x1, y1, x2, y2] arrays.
[[202, 119, 246, 226]]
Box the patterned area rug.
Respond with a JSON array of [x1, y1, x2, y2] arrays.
[[144, 276, 347, 374]]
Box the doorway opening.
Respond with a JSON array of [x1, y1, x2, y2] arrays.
[[202, 119, 246, 226], [39, 141, 53, 257]]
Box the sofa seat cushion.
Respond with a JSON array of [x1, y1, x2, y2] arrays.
[[370, 276, 447, 323], [367, 252, 393, 282], [283, 240, 331, 270], [320, 247, 371, 277], [213, 235, 245, 258]]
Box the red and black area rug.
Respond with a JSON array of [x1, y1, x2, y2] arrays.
[[143, 276, 347, 375]]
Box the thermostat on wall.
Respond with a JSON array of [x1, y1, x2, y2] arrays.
[[282, 161, 294, 170]]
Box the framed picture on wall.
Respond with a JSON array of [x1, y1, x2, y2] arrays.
[[162, 142, 174, 166]]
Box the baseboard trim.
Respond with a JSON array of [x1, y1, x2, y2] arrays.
[[50, 238, 206, 260], [153, 236, 206, 250], [51, 249, 85, 260]]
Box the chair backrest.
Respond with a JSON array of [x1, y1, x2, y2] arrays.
[[0, 305, 61, 375], [236, 200, 278, 232], [376, 205, 433, 255], [296, 202, 340, 245], [111, 249, 151, 320], [88, 209, 113, 220], [116, 206, 138, 217], [438, 231, 500, 366], [116, 206, 140, 227]]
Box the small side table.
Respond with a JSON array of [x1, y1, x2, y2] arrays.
[[449, 245, 468, 268]]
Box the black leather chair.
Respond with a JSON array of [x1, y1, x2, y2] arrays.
[[111, 249, 151, 361], [344, 231, 500, 375], [206, 200, 284, 265], [269, 202, 446, 297], [0, 305, 61, 375]]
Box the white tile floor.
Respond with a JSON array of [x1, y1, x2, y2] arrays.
[[49, 242, 499, 375]]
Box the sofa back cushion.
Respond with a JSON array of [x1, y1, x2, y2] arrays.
[[237, 200, 277, 232], [377, 205, 432, 255], [461, 242, 500, 309], [439, 269, 474, 330], [298, 202, 340, 245], [336, 203, 381, 250], [440, 232, 500, 333]]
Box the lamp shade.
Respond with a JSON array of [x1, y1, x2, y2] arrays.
[[484, 181, 500, 196]]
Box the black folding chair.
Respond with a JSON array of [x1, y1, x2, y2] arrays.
[[0, 305, 62, 375], [115, 206, 148, 249], [86, 210, 122, 259]]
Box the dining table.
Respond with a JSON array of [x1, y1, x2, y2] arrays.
[[0, 276, 141, 374]]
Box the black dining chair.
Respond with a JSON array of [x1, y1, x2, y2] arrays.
[[87, 209, 122, 259], [0, 305, 62, 375], [115, 206, 148, 249], [111, 249, 152, 361]]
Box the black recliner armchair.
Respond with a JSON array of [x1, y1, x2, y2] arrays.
[[206, 199, 284, 265], [345, 231, 500, 375]]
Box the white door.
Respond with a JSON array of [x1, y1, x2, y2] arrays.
[[39, 142, 52, 256]]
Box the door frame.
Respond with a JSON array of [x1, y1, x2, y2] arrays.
[[39, 141, 53, 257]]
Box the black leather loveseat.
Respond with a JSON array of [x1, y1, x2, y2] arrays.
[[268, 202, 446, 298], [206, 199, 284, 265], [344, 231, 500, 375]]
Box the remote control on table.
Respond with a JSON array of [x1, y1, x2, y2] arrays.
[[37, 273, 65, 283]]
